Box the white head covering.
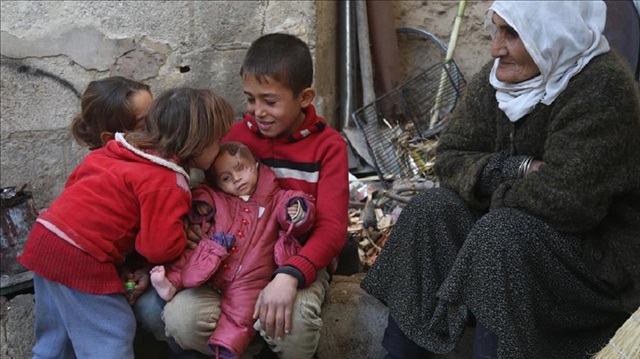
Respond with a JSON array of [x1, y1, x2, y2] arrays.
[[485, 1, 610, 122]]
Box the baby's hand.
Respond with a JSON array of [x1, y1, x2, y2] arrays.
[[196, 202, 213, 216], [287, 200, 305, 223], [287, 203, 298, 218]]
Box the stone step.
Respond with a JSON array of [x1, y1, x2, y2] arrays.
[[315, 273, 473, 359], [0, 274, 474, 358]]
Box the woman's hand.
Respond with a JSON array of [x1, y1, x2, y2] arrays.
[[526, 160, 545, 176], [253, 273, 298, 340]]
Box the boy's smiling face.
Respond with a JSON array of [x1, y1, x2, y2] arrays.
[[242, 75, 314, 138]]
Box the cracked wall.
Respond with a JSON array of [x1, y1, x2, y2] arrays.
[[1, 1, 337, 209]]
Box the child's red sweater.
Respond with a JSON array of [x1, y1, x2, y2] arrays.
[[223, 104, 349, 287], [18, 136, 190, 294]]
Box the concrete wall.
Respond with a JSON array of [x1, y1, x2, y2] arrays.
[[0, 0, 337, 209]]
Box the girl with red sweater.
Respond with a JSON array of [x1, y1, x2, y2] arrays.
[[70, 76, 154, 303], [18, 87, 233, 359]]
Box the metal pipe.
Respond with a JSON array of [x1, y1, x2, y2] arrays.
[[337, 0, 357, 130], [355, 0, 375, 107]]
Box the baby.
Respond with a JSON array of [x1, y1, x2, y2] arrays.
[[150, 141, 315, 358]]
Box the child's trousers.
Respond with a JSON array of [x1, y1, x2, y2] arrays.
[[160, 269, 330, 359], [32, 273, 136, 359]]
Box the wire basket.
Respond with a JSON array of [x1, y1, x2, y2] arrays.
[[351, 60, 466, 181]]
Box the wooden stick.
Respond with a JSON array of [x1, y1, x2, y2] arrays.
[[429, 0, 467, 128], [592, 307, 640, 359], [382, 190, 412, 204]]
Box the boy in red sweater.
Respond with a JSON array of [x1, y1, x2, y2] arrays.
[[161, 33, 349, 358]]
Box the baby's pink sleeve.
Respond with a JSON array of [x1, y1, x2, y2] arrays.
[[180, 239, 230, 288]]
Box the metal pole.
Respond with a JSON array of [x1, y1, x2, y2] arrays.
[[337, 0, 357, 130]]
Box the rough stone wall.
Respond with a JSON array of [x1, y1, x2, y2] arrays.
[[0, 0, 492, 210], [0, 0, 337, 210]]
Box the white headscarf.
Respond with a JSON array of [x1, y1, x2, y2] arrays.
[[485, 1, 610, 122]]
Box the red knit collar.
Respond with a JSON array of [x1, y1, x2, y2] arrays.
[[242, 104, 326, 143]]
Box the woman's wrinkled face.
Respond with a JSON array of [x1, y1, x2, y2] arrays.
[[490, 13, 540, 83]]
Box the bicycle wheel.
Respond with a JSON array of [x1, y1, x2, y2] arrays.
[[396, 27, 464, 98]]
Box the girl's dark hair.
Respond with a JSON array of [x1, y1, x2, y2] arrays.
[[240, 33, 313, 95], [204, 141, 255, 184], [71, 76, 150, 149], [126, 88, 233, 168]]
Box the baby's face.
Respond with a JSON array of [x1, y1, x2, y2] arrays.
[[212, 152, 258, 197]]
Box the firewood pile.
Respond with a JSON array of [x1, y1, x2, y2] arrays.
[[348, 177, 438, 270]]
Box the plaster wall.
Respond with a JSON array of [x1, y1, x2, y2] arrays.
[[1, 0, 337, 209]]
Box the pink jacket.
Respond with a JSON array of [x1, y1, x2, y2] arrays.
[[165, 164, 315, 356]]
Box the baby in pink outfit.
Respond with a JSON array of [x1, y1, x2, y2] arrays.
[[150, 141, 315, 359]]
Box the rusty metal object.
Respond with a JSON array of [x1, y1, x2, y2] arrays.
[[1, 186, 38, 291]]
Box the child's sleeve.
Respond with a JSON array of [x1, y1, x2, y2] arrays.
[[162, 251, 191, 291], [189, 185, 217, 227], [135, 184, 191, 264], [277, 191, 316, 237], [180, 236, 232, 288], [277, 135, 349, 287]]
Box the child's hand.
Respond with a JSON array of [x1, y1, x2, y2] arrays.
[[287, 202, 299, 218], [185, 222, 210, 249], [185, 201, 215, 249], [253, 273, 298, 340], [125, 268, 150, 305], [196, 202, 213, 216], [287, 199, 305, 223]]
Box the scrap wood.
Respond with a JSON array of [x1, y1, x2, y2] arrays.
[[382, 179, 438, 205], [349, 177, 440, 269], [361, 195, 377, 230], [357, 226, 392, 268], [349, 196, 395, 269], [391, 179, 437, 193], [382, 190, 412, 204]]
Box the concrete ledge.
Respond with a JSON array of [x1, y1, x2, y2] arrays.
[[318, 274, 388, 359], [0, 275, 473, 358], [317, 274, 473, 359]]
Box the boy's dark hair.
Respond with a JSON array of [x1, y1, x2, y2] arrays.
[[240, 33, 313, 95], [71, 76, 150, 149]]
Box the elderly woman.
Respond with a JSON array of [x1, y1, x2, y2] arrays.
[[361, 1, 640, 358]]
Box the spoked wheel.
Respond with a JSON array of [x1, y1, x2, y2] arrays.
[[396, 27, 465, 124]]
